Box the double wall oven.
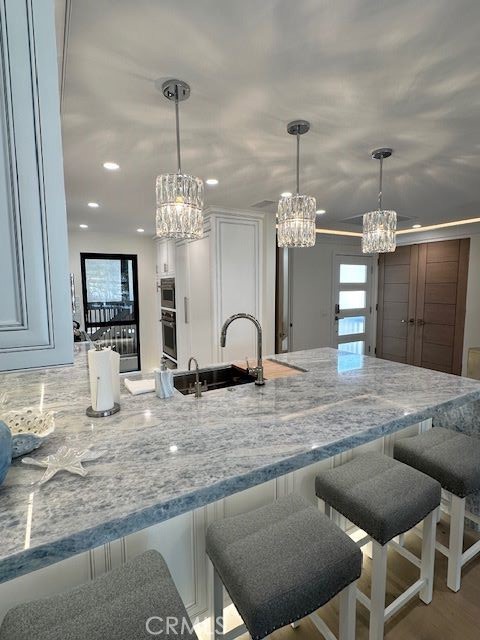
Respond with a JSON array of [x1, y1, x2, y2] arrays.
[[160, 278, 177, 365]]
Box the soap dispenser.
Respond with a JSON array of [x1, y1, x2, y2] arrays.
[[155, 358, 175, 399]]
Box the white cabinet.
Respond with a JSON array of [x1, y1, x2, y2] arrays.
[[176, 235, 213, 369], [0, 0, 72, 371], [156, 239, 176, 277], [172, 210, 275, 369]]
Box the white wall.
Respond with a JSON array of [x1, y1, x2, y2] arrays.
[[290, 236, 364, 351], [68, 231, 160, 372]]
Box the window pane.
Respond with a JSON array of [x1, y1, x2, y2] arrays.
[[339, 340, 365, 355], [338, 315, 366, 336], [339, 290, 366, 310], [340, 264, 367, 284]]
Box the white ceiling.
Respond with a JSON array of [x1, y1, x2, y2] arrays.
[[60, 0, 480, 235]]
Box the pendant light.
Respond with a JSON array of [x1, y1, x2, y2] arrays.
[[156, 79, 204, 239], [362, 148, 397, 254], [277, 120, 316, 248]]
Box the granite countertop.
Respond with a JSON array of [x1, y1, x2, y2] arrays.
[[1, 345, 480, 583]]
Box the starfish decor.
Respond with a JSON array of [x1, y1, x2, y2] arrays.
[[22, 446, 103, 484]]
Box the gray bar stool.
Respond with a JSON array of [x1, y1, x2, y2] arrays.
[[394, 426, 480, 592], [0, 550, 197, 640], [315, 452, 441, 640], [206, 494, 362, 640]]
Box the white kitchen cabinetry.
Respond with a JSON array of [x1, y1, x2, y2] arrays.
[[0, 0, 72, 371], [156, 239, 176, 277], [172, 209, 275, 370]]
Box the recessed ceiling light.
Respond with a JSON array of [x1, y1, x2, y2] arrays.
[[79, 224, 88, 229], [281, 191, 292, 198], [206, 178, 218, 185], [412, 224, 422, 228], [103, 161, 120, 171], [88, 202, 99, 208], [316, 209, 326, 215], [137, 228, 145, 233]]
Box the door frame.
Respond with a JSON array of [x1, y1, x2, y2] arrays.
[[331, 254, 376, 355]]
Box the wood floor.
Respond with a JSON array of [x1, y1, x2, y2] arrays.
[[202, 516, 480, 640]]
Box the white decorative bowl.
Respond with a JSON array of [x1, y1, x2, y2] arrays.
[[3, 409, 55, 458]]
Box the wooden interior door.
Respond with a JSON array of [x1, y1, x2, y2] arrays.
[[377, 239, 470, 374], [413, 239, 469, 374], [376, 245, 417, 364]]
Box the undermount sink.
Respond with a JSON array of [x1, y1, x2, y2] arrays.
[[173, 365, 256, 395]]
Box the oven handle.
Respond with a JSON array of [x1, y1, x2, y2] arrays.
[[184, 297, 189, 324]]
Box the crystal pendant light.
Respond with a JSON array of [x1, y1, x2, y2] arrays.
[[277, 120, 316, 248], [156, 79, 204, 239], [362, 148, 397, 254]]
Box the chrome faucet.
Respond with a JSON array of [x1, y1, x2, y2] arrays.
[[220, 314, 264, 386], [187, 357, 202, 398]]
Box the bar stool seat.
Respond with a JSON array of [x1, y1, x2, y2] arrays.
[[315, 452, 441, 545], [207, 494, 362, 640], [0, 550, 197, 640], [394, 427, 480, 498], [394, 427, 480, 592], [316, 453, 441, 640]]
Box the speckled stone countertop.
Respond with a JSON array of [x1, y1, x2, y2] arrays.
[[1, 345, 480, 584]]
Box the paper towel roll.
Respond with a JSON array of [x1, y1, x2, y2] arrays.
[[88, 347, 115, 412]]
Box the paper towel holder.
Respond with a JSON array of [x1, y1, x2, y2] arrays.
[[86, 402, 120, 418]]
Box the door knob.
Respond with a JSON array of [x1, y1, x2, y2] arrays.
[[401, 319, 415, 324]]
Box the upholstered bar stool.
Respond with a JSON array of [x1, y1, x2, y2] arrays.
[[315, 452, 441, 640], [206, 494, 362, 640], [394, 427, 480, 592], [0, 550, 197, 640]]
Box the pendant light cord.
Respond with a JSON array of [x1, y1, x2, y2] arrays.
[[296, 132, 300, 194], [378, 155, 383, 211], [175, 85, 182, 174]]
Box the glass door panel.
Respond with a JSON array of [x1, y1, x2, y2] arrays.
[[81, 253, 140, 372], [338, 316, 366, 336]]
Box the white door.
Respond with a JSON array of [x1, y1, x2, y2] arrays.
[[332, 256, 374, 355]]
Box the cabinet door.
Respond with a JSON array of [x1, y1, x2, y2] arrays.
[[175, 242, 190, 368], [0, 0, 71, 370], [157, 239, 175, 277], [187, 236, 213, 365], [211, 215, 263, 362]]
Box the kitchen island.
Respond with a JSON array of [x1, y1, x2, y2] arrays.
[[1, 345, 480, 621]]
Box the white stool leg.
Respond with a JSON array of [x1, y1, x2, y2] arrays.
[[420, 509, 437, 604], [369, 541, 387, 640], [290, 621, 300, 629], [339, 581, 357, 640], [213, 568, 224, 640], [447, 495, 465, 592]]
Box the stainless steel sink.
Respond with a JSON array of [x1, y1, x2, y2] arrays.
[[173, 365, 256, 395]]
